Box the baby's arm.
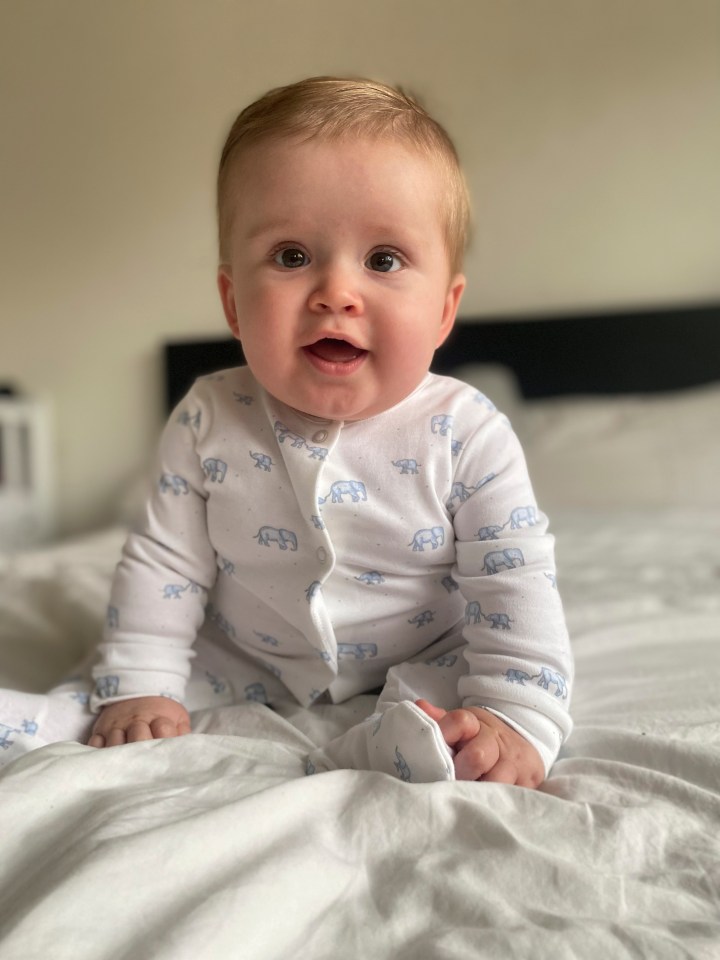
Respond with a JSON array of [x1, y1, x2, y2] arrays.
[[450, 409, 573, 777], [415, 700, 544, 787], [91, 385, 218, 715], [88, 697, 191, 748]]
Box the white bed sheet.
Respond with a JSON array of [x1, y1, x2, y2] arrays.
[[0, 507, 719, 958]]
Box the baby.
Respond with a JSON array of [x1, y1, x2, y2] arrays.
[[89, 77, 572, 787]]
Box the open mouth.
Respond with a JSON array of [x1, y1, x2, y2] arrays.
[[305, 338, 367, 363]]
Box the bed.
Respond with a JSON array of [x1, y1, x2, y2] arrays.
[[1, 305, 719, 959]]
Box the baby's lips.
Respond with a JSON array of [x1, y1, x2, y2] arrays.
[[306, 338, 367, 363]]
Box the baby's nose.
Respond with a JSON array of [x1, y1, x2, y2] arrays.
[[308, 265, 362, 314]]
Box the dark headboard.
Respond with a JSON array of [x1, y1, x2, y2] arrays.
[[164, 302, 720, 413]]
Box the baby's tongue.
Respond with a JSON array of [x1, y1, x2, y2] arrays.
[[310, 338, 362, 362]]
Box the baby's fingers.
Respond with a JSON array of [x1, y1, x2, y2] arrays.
[[150, 716, 190, 739], [435, 709, 482, 750], [454, 729, 501, 781], [478, 759, 518, 785]]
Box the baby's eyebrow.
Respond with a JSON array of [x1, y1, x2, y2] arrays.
[[243, 219, 300, 241]]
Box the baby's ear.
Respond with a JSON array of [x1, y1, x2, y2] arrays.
[[217, 265, 240, 339], [436, 273, 466, 348]]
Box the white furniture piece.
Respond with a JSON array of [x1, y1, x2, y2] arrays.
[[0, 395, 54, 550]]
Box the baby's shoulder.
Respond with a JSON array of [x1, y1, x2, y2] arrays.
[[169, 365, 262, 440], [420, 373, 504, 423], [189, 364, 256, 405]]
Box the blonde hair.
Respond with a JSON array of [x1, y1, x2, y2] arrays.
[[217, 76, 470, 273]]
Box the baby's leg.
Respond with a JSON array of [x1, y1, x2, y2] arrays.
[[185, 634, 291, 719], [0, 681, 95, 772], [377, 630, 469, 713], [307, 631, 469, 783]]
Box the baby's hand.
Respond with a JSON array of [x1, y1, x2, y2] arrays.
[[88, 696, 191, 748], [415, 699, 544, 788]]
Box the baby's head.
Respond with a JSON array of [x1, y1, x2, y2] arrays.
[[217, 76, 470, 275], [215, 77, 469, 422]]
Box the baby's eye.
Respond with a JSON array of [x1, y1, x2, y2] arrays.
[[274, 247, 309, 269], [366, 251, 402, 273]]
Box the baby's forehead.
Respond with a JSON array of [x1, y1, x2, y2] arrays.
[[235, 130, 440, 173]]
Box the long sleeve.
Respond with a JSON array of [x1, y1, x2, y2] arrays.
[[451, 412, 573, 774], [91, 394, 218, 711]]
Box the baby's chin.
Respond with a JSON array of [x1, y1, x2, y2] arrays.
[[281, 390, 388, 423], [289, 386, 423, 424]]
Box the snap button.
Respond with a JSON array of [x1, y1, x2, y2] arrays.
[[317, 547, 327, 562], [312, 430, 328, 443]]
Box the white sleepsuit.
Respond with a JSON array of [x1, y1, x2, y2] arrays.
[[91, 366, 573, 781]]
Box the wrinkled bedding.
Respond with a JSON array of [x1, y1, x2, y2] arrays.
[[0, 509, 719, 959]]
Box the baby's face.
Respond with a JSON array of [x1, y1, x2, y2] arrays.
[[217, 136, 465, 421]]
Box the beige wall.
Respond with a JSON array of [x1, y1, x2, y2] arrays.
[[2, 0, 719, 538]]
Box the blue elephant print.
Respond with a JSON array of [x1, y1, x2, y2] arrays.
[[356, 571, 385, 585], [95, 675, 120, 699], [409, 526, 445, 551], [446, 481, 475, 508], [254, 630, 280, 646], [465, 601, 483, 624], [177, 410, 201, 428], [160, 473, 189, 496], [274, 420, 305, 448], [473, 391, 496, 411], [510, 506, 538, 529], [106, 605, 119, 628], [337, 642, 378, 660], [431, 414, 454, 436], [305, 758, 317, 776], [311, 514, 325, 530], [485, 612, 512, 630], [318, 480, 367, 504], [447, 474, 496, 511], [394, 746, 412, 782], [249, 451, 274, 471], [0, 718, 39, 748], [441, 575, 459, 592], [408, 610, 435, 628], [538, 668, 568, 698], [205, 672, 227, 694], [392, 458, 421, 475], [162, 580, 201, 599], [244, 682, 268, 704], [477, 525, 504, 541], [207, 607, 236, 640], [219, 557, 235, 575], [504, 667, 568, 699], [366, 712, 383, 736], [202, 458, 227, 483], [451, 439, 463, 457], [0, 723, 16, 750], [233, 393, 254, 405], [163, 583, 186, 599], [306, 446, 329, 460], [544, 572, 558, 589], [425, 654, 458, 667], [505, 669, 532, 685], [483, 548, 525, 575], [254, 526, 298, 550]]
